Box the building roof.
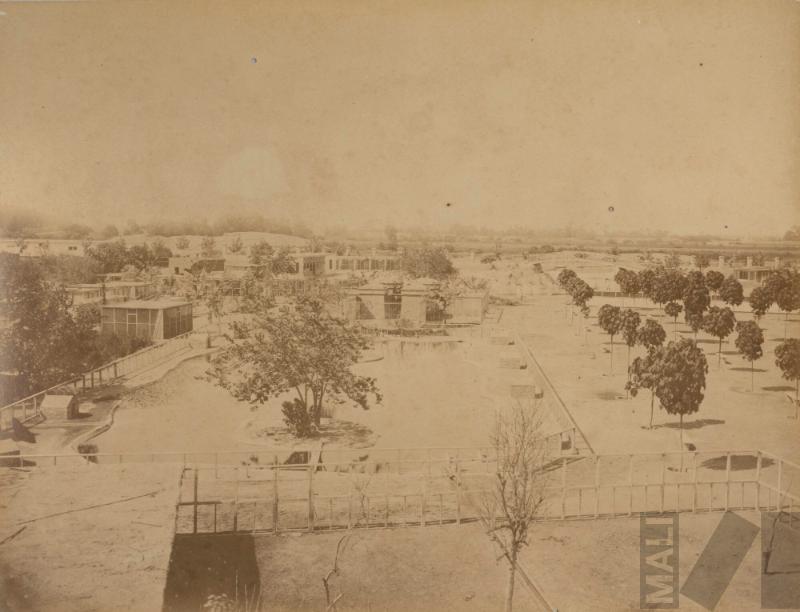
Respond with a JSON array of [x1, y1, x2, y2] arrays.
[[102, 299, 191, 309], [40, 394, 75, 409]]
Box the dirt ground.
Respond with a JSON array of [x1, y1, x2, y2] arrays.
[[253, 523, 544, 612], [93, 329, 562, 456], [0, 464, 181, 612], [473, 251, 800, 468]]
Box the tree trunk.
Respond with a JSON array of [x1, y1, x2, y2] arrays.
[[626, 344, 632, 397], [751, 361, 754, 392], [679, 413, 684, 450], [649, 392, 655, 428], [718, 338, 723, 368], [609, 336, 614, 373], [785, 311, 789, 342], [505, 547, 517, 612]]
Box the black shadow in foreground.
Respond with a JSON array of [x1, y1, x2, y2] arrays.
[[163, 534, 260, 612]]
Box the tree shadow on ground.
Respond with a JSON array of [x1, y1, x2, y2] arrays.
[[700, 454, 775, 471], [730, 367, 767, 372], [762, 385, 795, 392], [254, 420, 377, 449], [596, 390, 626, 400], [654, 418, 725, 431]]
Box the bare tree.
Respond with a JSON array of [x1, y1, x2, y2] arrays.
[[478, 402, 550, 612]]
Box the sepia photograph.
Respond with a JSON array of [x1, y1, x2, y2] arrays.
[[0, 1, 799, 610]]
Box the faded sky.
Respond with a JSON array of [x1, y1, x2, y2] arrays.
[[1, 0, 799, 236]]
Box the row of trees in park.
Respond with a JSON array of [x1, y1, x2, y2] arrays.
[[556, 268, 594, 315], [0, 255, 150, 401], [586, 293, 800, 436], [613, 265, 800, 339], [597, 294, 800, 395]]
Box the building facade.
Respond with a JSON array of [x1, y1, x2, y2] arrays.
[[101, 300, 193, 341]]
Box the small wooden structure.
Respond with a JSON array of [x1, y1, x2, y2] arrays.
[[101, 299, 193, 341], [40, 394, 79, 420]]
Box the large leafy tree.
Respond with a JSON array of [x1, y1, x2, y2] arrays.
[[651, 267, 686, 307], [637, 319, 666, 351], [597, 304, 623, 372], [682, 271, 710, 337], [627, 346, 666, 428], [637, 268, 656, 302], [557, 268, 577, 291], [775, 339, 800, 417], [87, 239, 130, 273], [719, 275, 744, 307], [655, 339, 708, 449], [400, 247, 455, 280], [619, 309, 641, 375], [568, 277, 594, 315], [207, 296, 381, 434], [734, 321, 763, 392], [664, 301, 683, 338], [704, 270, 724, 295], [767, 270, 800, 341], [701, 306, 736, 367], [749, 286, 773, 320], [0, 255, 99, 394], [614, 268, 640, 301]]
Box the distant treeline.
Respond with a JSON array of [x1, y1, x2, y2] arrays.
[[0, 208, 314, 240]]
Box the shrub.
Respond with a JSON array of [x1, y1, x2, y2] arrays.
[[281, 399, 315, 437]]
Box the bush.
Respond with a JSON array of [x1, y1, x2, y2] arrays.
[[281, 399, 315, 437]]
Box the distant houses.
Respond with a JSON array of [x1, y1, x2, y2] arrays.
[[343, 278, 489, 326]]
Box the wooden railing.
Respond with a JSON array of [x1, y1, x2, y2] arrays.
[[0, 331, 195, 431], [169, 448, 799, 536]]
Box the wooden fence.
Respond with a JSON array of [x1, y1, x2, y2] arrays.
[[173, 449, 800, 536], [0, 331, 195, 431]]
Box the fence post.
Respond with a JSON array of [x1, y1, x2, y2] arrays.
[[561, 456, 567, 519], [692, 452, 698, 513], [273, 456, 279, 533], [755, 451, 762, 510], [725, 452, 731, 511], [455, 458, 461, 524], [628, 455, 634, 516], [308, 463, 314, 532], [233, 476, 239, 532], [193, 468, 199, 534], [594, 456, 600, 518]]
